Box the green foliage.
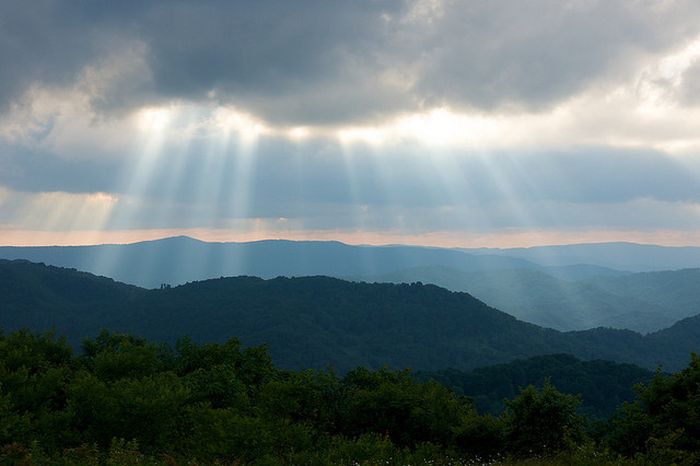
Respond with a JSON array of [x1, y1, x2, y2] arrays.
[[606, 353, 700, 462], [82, 331, 166, 382], [419, 354, 654, 418], [503, 379, 585, 456], [0, 328, 698, 464], [340, 368, 472, 447], [0, 385, 31, 445], [453, 411, 504, 458]]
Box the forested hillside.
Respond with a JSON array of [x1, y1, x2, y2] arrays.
[[360, 266, 700, 333], [0, 330, 698, 465], [586, 268, 700, 326], [1, 259, 698, 372], [418, 354, 654, 418], [4, 238, 700, 334]]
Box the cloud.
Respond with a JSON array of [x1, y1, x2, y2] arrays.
[[3, 0, 700, 125], [2, 0, 700, 245], [0, 0, 410, 124], [0, 0, 131, 111], [679, 60, 700, 104], [409, 0, 700, 111]]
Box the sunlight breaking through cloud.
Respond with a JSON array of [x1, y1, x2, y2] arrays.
[[1, 1, 700, 247]]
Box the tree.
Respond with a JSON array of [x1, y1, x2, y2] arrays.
[[607, 353, 700, 462], [503, 379, 584, 456]]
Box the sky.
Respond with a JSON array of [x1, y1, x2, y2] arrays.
[[2, 0, 700, 247]]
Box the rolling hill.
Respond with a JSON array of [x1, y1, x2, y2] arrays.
[[358, 266, 700, 333], [586, 268, 700, 325], [0, 236, 542, 289], [5, 237, 700, 335], [1, 259, 698, 373], [462, 242, 700, 272]]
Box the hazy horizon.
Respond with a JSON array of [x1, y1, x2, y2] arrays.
[[3, 230, 700, 250]]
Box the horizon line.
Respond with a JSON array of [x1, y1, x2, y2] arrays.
[[1, 231, 699, 250]]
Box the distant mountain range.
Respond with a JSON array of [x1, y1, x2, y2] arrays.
[[461, 242, 700, 272], [0, 236, 540, 289], [357, 266, 700, 333], [2, 237, 699, 334], [1, 259, 698, 373]]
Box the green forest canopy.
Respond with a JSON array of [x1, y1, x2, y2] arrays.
[[0, 329, 698, 465]]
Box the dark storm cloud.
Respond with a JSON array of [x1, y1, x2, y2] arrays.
[[0, 0, 409, 123], [2, 0, 700, 124], [138, 2, 402, 101], [0, 0, 153, 109], [0, 0, 97, 109]]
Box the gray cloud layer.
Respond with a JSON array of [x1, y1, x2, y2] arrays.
[[3, 1, 700, 239], [3, 0, 700, 124]]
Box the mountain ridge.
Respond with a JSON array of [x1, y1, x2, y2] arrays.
[[0, 237, 542, 289], [1, 259, 697, 373]]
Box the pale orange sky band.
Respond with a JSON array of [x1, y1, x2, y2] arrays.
[[2, 227, 700, 248]]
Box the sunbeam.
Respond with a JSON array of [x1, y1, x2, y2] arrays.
[[89, 104, 177, 280]]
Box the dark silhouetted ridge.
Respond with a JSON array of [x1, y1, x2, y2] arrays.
[[0, 259, 698, 372]]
